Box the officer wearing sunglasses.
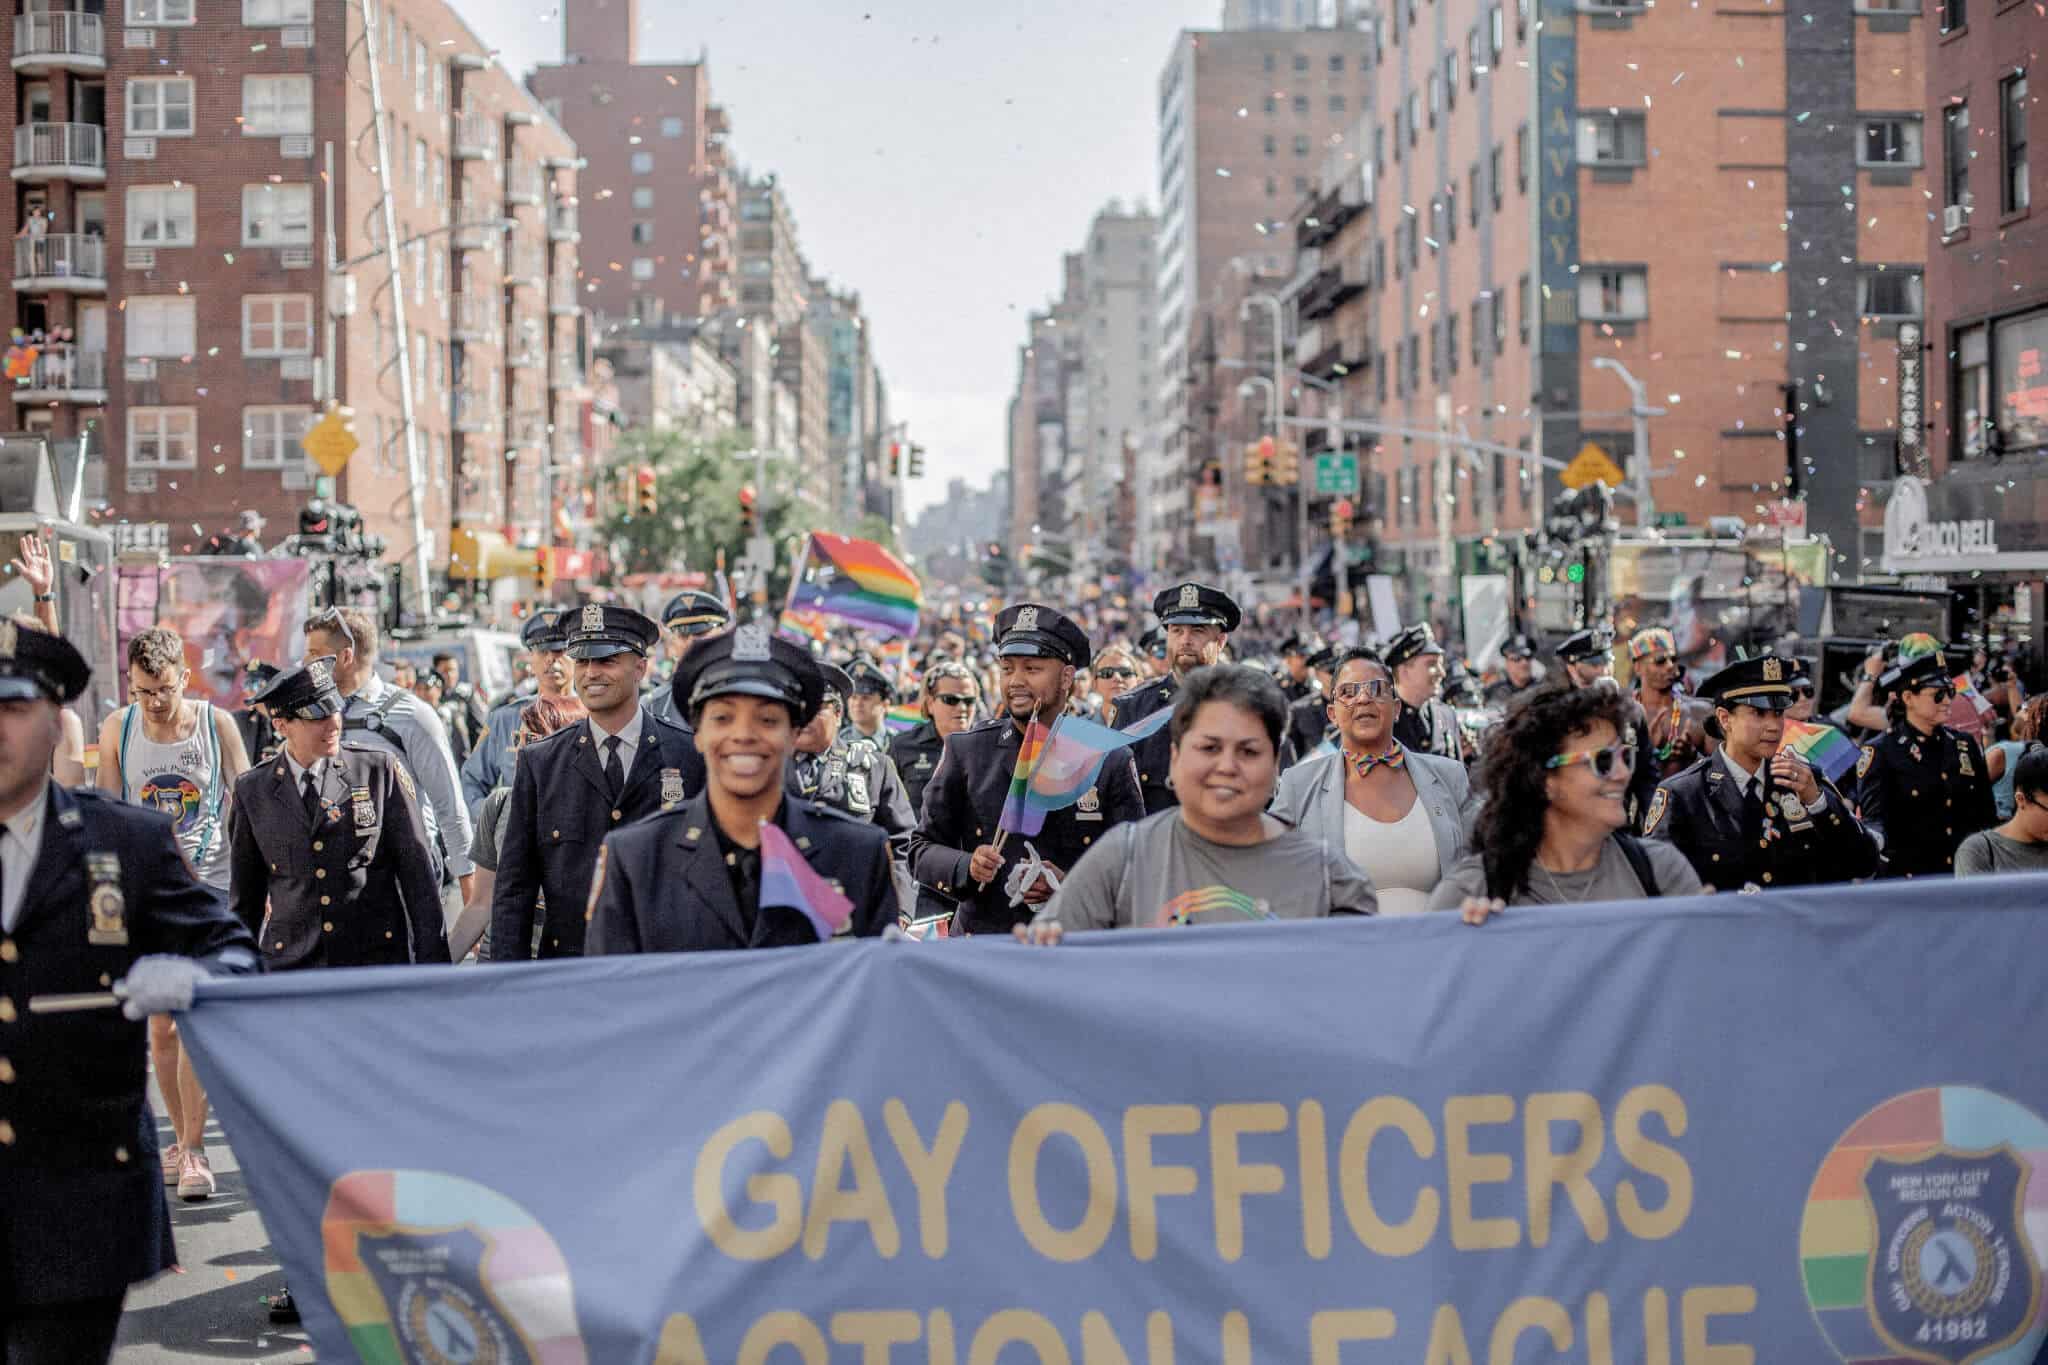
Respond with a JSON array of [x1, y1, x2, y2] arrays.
[[1855, 649, 1997, 877]]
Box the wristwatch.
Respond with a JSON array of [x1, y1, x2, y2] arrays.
[[33, 592, 53, 603]]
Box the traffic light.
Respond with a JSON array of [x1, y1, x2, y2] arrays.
[[738, 483, 758, 537], [888, 442, 902, 478], [634, 464, 657, 517], [1271, 440, 1300, 485], [532, 547, 550, 592], [1330, 497, 1354, 539], [1245, 436, 1274, 486], [907, 444, 925, 478]]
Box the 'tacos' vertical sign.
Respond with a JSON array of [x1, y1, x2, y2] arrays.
[[1895, 321, 1925, 479]]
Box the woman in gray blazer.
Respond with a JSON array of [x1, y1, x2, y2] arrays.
[[1273, 646, 1478, 913]]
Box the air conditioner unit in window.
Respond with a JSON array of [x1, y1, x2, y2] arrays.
[[280, 246, 314, 269], [126, 469, 158, 494], [124, 358, 156, 382], [1943, 203, 1967, 235], [280, 356, 314, 380], [327, 274, 357, 318], [122, 27, 155, 47], [281, 25, 313, 46], [280, 135, 313, 158], [125, 138, 156, 160], [123, 247, 157, 270]]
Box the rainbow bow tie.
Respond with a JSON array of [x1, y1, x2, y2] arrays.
[[1347, 746, 1408, 778]]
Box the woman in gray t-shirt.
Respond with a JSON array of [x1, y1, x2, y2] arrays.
[[1025, 665, 1377, 939], [1956, 744, 2048, 877]]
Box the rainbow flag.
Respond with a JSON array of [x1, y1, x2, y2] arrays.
[[757, 820, 852, 942], [997, 716, 1053, 835], [1781, 720, 1858, 783], [1008, 713, 1153, 836], [883, 705, 922, 736], [786, 533, 922, 639], [1950, 674, 1995, 736], [776, 608, 831, 645], [1154, 886, 1277, 927]]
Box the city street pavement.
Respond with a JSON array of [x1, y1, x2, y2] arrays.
[[112, 1104, 311, 1362]]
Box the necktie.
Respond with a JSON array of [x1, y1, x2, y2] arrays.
[[301, 768, 322, 824], [602, 736, 624, 798], [1741, 778, 1764, 844]]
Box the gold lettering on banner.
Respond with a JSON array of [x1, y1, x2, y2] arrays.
[[1548, 105, 1573, 136], [1489, 1298, 1575, 1365], [1547, 192, 1574, 223], [1547, 148, 1574, 177], [1549, 235, 1573, 267], [1548, 59, 1570, 90]]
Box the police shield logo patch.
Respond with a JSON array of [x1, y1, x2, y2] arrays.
[[659, 767, 684, 807], [1179, 583, 1200, 611], [733, 623, 771, 662], [1859, 745, 1877, 781], [1642, 787, 1669, 835], [580, 603, 604, 636], [1861, 1146, 2040, 1364], [1015, 605, 1039, 634]]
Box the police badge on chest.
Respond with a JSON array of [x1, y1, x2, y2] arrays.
[[351, 786, 376, 831], [86, 852, 127, 946]]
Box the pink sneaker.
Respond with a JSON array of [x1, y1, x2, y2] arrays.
[[161, 1142, 181, 1186], [177, 1149, 215, 1202]]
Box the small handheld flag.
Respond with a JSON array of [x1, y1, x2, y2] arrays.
[[1781, 720, 1858, 784], [757, 821, 852, 942], [1121, 707, 1173, 741], [883, 705, 922, 736], [997, 714, 1054, 836]]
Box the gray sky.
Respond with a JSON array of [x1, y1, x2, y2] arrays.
[[451, 0, 1220, 515]]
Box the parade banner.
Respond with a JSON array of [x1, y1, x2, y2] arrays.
[[176, 880, 2048, 1363]]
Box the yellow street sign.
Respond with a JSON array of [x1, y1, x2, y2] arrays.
[[301, 408, 359, 478], [1559, 440, 1625, 491]]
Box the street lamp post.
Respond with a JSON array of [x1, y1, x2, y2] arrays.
[[1242, 291, 1310, 617], [1590, 356, 1658, 526]]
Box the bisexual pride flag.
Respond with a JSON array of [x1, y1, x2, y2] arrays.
[[757, 820, 852, 942]]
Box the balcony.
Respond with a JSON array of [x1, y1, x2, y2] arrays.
[[11, 122, 105, 184], [10, 346, 107, 403], [450, 291, 496, 343], [546, 202, 578, 243], [505, 163, 543, 207], [453, 110, 497, 161], [1297, 262, 1367, 322], [453, 202, 498, 250], [548, 277, 579, 316], [503, 244, 545, 287], [452, 390, 494, 433], [707, 105, 730, 136], [549, 356, 584, 390], [506, 342, 541, 370], [1297, 165, 1371, 250], [508, 411, 548, 448], [12, 11, 105, 75], [13, 234, 106, 293]]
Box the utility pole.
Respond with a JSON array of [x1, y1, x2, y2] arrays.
[[1242, 292, 1302, 615], [1435, 394, 1454, 634], [1591, 356, 1658, 526]]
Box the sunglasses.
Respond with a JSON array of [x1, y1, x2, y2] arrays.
[[1642, 655, 1674, 668], [1914, 685, 1956, 701], [1546, 741, 1638, 779], [1333, 679, 1391, 703], [932, 693, 977, 709], [1095, 667, 1139, 681], [309, 606, 355, 651]]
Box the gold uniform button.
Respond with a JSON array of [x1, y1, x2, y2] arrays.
[[323, 921, 334, 932], [611, 810, 622, 821], [0, 1058, 14, 1082], [315, 868, 326, 880], [274, 941, 285, 950], [552, 830, 561, 839], [385, 930, 394, 939], [0, 999, 14, 1023], [115, 1146, 130, 1163], [1761, 872, 1773, 883], [320, 895, 331, 906], [313, 841, 324, 852], [98, 973, 112, 987], [0, 1120, 14, 1145], [0, 940, 15, 962]]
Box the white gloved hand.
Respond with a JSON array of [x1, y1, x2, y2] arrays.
[[113, 956, 208, 1020]]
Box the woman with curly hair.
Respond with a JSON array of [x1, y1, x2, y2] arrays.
[[1428, 680, 1702, 919]]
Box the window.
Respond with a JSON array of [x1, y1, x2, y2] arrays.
[[1956, 324, 1989, 458], [1517, 0, 1530, 38], [1857, 268, 1923, 318], [1329, 95, 1346, 114], [243, 76, 313, 135], [631, 258, 655, 281], [1428, 73, 1441, 124], [127, 297, 196, 356], [1993, 310, 2048, 452], [1292, 53, 1309, 72], [1518, 272, 1531, 342], [1265, 176, 1277, 197], [1468, 164, 1480, 226], [631, 221, 654, 244], [127, 186, 194, 245], [1859, 117, 1923, 167], [127, 78, 194, 136], [1264, 134, 1277, 156], [630, 152, 653, 174], [414, 39, 427, 108], [1446, 186, 1458, 240], [1263, 53, 1276, 73], [1407, 92, 1420, 145], [1516, 122, 1530, 190], [1856, 0, 1920, 8], [1446, 315, 1459, 375], [1444, 53, 1458, 108], [1374, 125, 1385, 172], [632, 186, 655, 209], [242, 294, 312, 355], [1493, 288, 1508, 353], [1292, 95, 1309, 115], [1330, 54, 1344, 72], [128, 0, 192, 23], [413, 138, 428, 204], [660, 116, 684, 138], [1264, 96, 1277, 114], [1293, 135, 1310, 156], [1490, 146, 1505, 207], [243, 0, 311, 21], [242, 407, 311, 469], [1578, 112, 1648, 164], [242, 183, 312, 244], [1938, 0, 1965, 32], [129, 408, 197, 469], [1579, 267, 1649, 321], [1491, 3, 1505, 57], [433, 61, 445, 113], [1293, 176, 1309, 194], [1393, 108, 1406, 159], [1944, 101, 1971, 208], [2003, 73, 2030, 214]]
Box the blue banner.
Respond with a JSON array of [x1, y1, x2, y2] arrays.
[[175, 879, 2048, 1363]]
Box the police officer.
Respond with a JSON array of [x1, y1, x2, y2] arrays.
[[586, 624, 896, 952], [1111, 583, 1242, 814], [1386, 624, 1466, 761], [644, 589, 731, 726], [462, 610, 571, 814], [1629, 625, 1712, 785], [909, 603, 1145, 933], [890, 660, 979, 818], [230, 658, 449, 970], [1856, 649, 1997, 878], [842, 656, 895, 742], [1556, 624, 1661, 829], [788, 661, 918, 842], [1136, 625, 1169, 680], [1483, 634, 1540, 709], [1286, 642, 1339, 760], [1643, 655, 1877, 890], [490, 604, 704, 959], [1277, 633, 1321, 705], [0, 623, 259, 1364]]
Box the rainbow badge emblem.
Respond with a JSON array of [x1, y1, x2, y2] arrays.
[[323, 1169, 587, 1365], [1801, 1087, 2048, 1365]]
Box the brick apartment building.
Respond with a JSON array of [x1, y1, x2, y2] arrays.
[[1242, 0, 1927, 625], [528, 0, 736, 327], [1882, 0, 2045, 655], [3, 0, 589, 586]]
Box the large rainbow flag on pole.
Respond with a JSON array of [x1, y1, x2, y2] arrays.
[[784, 532, 922, 639]]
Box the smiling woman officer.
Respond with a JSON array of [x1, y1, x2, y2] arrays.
[[584, 624, 896, 953]]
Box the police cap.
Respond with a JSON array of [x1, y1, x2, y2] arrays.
[[1305, 642, 1339, 671], [563, 602, 659, 660], [251, 656, 345, 721], [1700, 655, 1796, 712], [1501, 633, 1537, 660], [519, 609, 567, 653], [993, 603, 1092, 667], [1879, 649, 1954, 697], [0, 620, 88, 704], [1138, 626, 1167, 660], [661, 590, 731, 638], [672, 624, 825, 727], [1555, 625, 1616, 663], [1384, 623, 1446, 670], [1152, 582, 1242, 632], [1280, 631, 1321, 658], [816, 661, 854, 706], [844, 656, 893, 696]]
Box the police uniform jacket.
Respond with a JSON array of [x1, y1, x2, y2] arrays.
[[1287, 690, 1334, 761], [1856, 722, 1997, 878], [585, 794, 895, 953], [1619, 697, 1662, 832], [1393, 697, 1464, 761], [490, 711, 704, 959], [1644, 751, 1877, 890], [228, 748, 450, 970], [1279, 674, 1317, 706], [906, 715, 1145, 933], [888, 720, 947, 819], [788, 730, 915, 839], [2, 784, 258, 1307], [459, 694, 534, 815], [1482, 677, 1538, 710], [1107, 675, 1182, 814]]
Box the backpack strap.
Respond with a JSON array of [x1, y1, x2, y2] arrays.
[[1613, 833, 1661, 898]]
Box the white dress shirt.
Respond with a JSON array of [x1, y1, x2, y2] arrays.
[[590, 705, 645, 787], [1720, 746, 1828, 811], [0, 783, 50, 934], [283, 750, 330, 803]]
